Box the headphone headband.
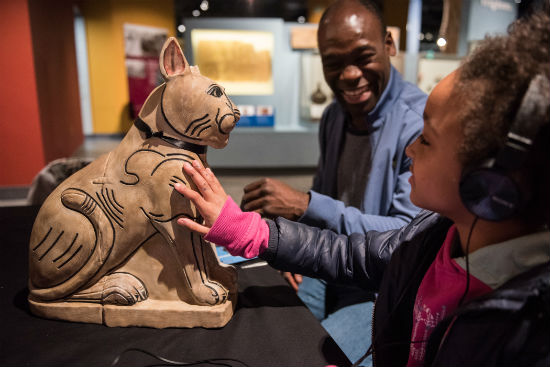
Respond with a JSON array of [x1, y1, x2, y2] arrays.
[[460, 73, 549, 221], [495, 74, 550, 171]]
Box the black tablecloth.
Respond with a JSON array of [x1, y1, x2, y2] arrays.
[[0, 206, 350, 367]]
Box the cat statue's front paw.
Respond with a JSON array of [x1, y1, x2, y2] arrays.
[[70, 272, 148, 305]]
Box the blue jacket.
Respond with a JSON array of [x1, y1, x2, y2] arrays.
[[300, 66, 427, 234], [262, 213, 550, 366]]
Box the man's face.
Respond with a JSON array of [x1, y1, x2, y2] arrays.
[[405, 71, 467, 220], [318, 3, 396, 117]]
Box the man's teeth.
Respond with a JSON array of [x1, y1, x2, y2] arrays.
[[343, 87, 368, 96]]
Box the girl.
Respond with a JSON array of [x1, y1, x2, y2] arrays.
[[174, 11, 549, 367]]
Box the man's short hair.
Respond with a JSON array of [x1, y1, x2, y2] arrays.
[[319, 0, 387, 37]]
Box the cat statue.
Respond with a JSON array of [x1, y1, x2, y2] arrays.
[[28, 37, 240, 328]]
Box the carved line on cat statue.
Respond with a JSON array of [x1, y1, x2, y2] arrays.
[[28, 37, 241, 328]]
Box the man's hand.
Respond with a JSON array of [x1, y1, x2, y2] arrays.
[[282, 272, 303, 292], [241, 178, 310, 220], [174, 160, 228, 235]]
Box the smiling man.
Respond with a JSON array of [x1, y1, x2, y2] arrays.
[[319, 0, 394, 127], [240, 1, 427, 364]]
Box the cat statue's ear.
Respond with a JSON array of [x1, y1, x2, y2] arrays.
[[159, 37, 190, 80]]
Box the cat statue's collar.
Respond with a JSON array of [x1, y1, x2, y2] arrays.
[[134, 117, 207, 155]]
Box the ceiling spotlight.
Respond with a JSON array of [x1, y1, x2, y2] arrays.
[[297, 16, 305, 24], [200, 0, 209, 11], [437, 37, 447, 47], [192, 9, 200, 17], [177, 24, 186, 33]]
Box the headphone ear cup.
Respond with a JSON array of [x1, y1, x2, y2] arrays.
[[459, 168, 521, 221]]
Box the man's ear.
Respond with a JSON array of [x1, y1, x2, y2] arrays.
[[159, 37, 190, 80], [385, 31, 397, 57]]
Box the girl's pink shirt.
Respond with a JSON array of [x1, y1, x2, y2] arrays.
[[406, 225, 492, 366], [204, 196, 269, 258]]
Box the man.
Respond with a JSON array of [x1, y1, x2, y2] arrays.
[[241, 0, 426, 364]]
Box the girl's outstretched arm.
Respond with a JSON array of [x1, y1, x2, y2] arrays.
[[174, 160, 269, 259]]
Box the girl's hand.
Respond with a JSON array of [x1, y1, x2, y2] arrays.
[[174, 160, 228, 235]]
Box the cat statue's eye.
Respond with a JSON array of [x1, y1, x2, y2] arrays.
[[208, 85, 223, 98]]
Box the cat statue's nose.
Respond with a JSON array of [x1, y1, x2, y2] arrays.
[[220, 107, 240, 134]]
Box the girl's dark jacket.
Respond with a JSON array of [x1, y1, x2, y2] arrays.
[[261, 210, 550, 367]]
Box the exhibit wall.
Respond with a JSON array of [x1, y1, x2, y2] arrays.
[[79, 0, 174, 134], [0, 0, 82, 187], [28, 0, 83, 165], [0, 0, 45, 186]]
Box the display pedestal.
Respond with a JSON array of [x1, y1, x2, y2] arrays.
[[29, 295, 236, 328]]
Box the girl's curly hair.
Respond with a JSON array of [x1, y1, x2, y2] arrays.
[[455, 9, 550, 225]]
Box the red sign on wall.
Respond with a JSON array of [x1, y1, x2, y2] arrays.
[[124, 24, 168, 119]]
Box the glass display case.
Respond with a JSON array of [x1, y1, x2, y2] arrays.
[[183, 18, 320, 168]]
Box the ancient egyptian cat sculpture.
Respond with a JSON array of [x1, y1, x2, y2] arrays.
[[28, 37, 240, 328]]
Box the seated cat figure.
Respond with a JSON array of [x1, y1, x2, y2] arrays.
[[28, 37, 240, 328]]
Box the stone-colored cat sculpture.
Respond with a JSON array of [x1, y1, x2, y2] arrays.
[[28, 37, 240, 328]]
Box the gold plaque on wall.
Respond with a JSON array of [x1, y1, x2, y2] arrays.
[[191, 29, 274, 95], [290, 26, 318, 49]]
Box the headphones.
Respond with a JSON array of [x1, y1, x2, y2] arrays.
[[459, 74, 550, 221]]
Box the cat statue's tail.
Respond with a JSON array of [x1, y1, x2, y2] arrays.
[[29, 188, 115, 301]]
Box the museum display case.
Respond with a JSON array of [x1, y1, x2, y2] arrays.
[[183, 17, 323, 168]]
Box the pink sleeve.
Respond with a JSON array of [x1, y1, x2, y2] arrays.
[[204, 196, 269, 259]]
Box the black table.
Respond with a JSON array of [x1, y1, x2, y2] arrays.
[[0, 205, 350, 367]]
